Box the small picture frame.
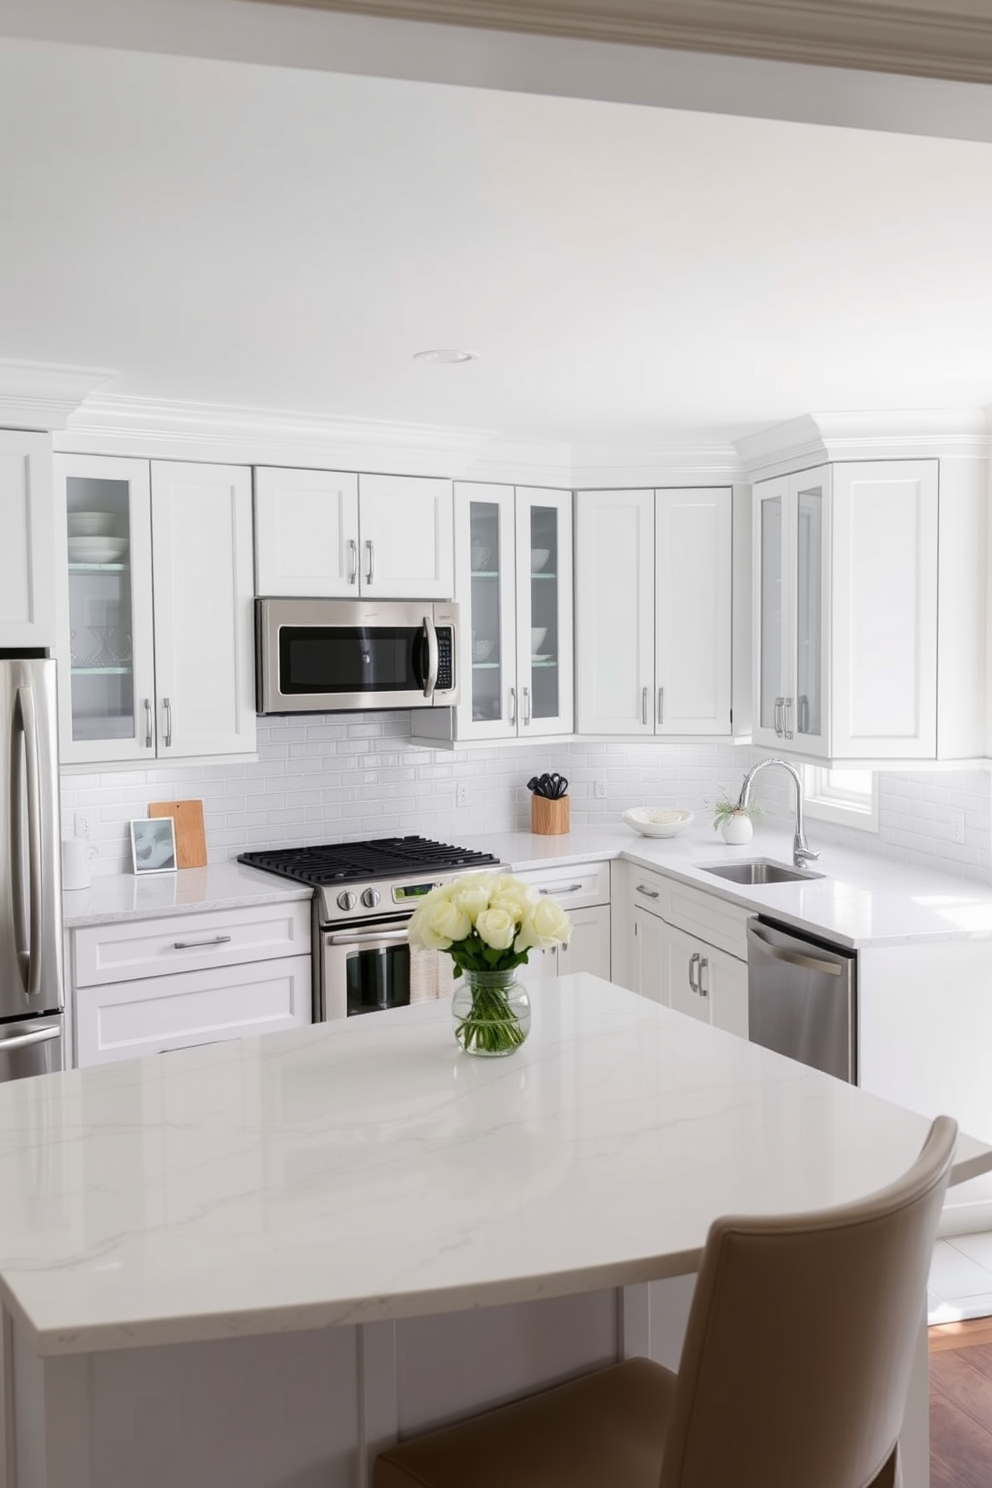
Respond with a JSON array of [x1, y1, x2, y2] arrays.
[[130, 816, 178, 875]]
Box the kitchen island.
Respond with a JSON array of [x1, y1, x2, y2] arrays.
[[1, 975, 986, 1488]]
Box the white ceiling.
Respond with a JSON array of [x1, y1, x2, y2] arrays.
[[4, 27, 992, 450]]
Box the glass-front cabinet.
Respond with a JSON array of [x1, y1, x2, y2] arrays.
[[753, 466, 829, 755], [448, 482, 573, 742], [56, 456, 155, 763]]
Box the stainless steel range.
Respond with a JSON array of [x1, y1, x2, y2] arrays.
[[238, 837, 501, 1020]]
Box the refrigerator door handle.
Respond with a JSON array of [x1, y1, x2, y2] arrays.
[[0, 1023, 60, 1053], [15, 685, 44, 999]]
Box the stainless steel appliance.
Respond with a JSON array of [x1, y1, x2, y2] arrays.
[[238, 836, 500, 1019], [747, 917, 856, 1083], [255, 598, 460, 714], [0, 656, 64, 1080]]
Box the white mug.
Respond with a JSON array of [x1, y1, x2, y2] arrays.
[[62, 837, 95, 891]]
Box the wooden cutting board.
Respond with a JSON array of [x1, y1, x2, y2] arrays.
[[148, 799, 207, 869]]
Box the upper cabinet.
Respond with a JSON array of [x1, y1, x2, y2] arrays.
[[753, 457, 985, 763], [55, 455, 256, 764], [254, 467, 454, 600], [413, 482, 573, 744], [575, 486, 740, 738], [0, 430, 57, 649]]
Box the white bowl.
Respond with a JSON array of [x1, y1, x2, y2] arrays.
[[470, 542, 493, 571], [531, 547, 550, 572], [531, 627, 547, 654], [622, 807, 695, 839], [68, 536, 129, 564], [68, 510, 118, 537], [472, 636, 494, 663]]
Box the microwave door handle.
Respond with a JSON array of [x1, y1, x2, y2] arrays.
[[422, 616, 439, 699]]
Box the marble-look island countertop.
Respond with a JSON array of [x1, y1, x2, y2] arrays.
[[0, 976, 983, 1358]]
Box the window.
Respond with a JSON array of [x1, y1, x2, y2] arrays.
[[803, 766, 878, 831]]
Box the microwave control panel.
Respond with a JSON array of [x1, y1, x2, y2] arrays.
[[437, 628, 454, 691]]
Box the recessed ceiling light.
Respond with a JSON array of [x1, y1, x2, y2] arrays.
[[413, 349, 477, 364]]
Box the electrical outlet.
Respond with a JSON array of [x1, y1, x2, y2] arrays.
[[951, 810, 965, 843], [594, 780, 607, 800], [74, 811, 94, 840], [456, 782, 469, 808]]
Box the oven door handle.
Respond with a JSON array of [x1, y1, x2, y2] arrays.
[[326, 926, 410, 949]]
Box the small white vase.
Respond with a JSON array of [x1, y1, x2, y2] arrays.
[[721, 814, 753, 845]]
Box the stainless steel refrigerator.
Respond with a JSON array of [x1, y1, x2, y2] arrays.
[[0, 656, 64, 1080]]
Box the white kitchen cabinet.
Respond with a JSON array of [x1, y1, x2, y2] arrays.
[[55, 455, 256, 764], [0, 429, 57, 648], [254, 467, 453, 599], [627, 866, 749, 1037], [71, 900, 311, 1065], [416, 482, 572, 743], [753, 457, 983, 763], [575, 486, 735, 737], [514, 861, 610, 980]]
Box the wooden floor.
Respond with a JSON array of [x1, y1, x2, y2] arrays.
[[930, 1318, 992, 1487]]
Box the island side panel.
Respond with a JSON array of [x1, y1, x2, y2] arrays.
[[859, 938, 992, 1232]]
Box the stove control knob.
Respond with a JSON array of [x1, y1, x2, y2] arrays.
[[361, 887, 381, 909], [337, 890, 358, 912]]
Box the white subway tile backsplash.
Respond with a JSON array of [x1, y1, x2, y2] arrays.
[[60, 714, 992, 881]]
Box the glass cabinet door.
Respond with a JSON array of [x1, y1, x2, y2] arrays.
[[515, 487, 573, 736], [795, 478, 825, 744], [756, 481, 787, 745], [453, 483, 517, 740], [57, 456, 154, 762]]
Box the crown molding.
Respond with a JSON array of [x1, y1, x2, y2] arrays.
[[0, 360, 115, 431], [735, 409, 992, 479], [570, 441, 743, 487], [247, 0, 992, 85], [59, 394, 573, 486]]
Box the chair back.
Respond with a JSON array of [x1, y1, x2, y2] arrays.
[[658, 1115, 957, 1488]]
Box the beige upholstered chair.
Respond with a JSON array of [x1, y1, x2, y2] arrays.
[[375, 1114, 956, 1488]]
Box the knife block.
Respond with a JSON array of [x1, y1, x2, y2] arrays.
[[531, 794, 570, 836]]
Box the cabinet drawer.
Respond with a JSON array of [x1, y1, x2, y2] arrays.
[[73, 901, 311, 987], [629, 866, 670, 917], [515, 860, 610, 909], [664, 880, 750, 961], [75, 955, 311, 1066]]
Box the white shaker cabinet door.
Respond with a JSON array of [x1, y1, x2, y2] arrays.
[[830, 460, 938, 760], [150, 461, 256, 759], [631, 907, 669, 1004], [254, 466, 360, 596], [0, 431, 56, 648], [575, 489, 655, 734], [357, 474, 454, 599], [557, 904, 611, 981], [655, 488, 732, 736]]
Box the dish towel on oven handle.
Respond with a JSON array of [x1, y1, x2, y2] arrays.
[[410, 944, 452, 1003]]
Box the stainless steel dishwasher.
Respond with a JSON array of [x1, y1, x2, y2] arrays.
[[746, 918, 857, 1083]]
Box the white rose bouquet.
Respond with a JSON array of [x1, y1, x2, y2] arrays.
[[408, 872, 571, 1054]]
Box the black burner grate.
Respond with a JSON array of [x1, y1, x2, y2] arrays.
[[238, 835, 499, 885]]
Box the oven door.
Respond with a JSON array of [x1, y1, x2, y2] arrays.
[[319, 922, 451, 1019]]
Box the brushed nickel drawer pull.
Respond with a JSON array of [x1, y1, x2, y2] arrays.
[[173, 935, 232, 950]]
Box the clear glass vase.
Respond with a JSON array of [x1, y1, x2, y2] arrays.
[[452, 969, 531, 1057]]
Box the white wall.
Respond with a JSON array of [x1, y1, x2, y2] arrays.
[[60, 715, 992, 883]]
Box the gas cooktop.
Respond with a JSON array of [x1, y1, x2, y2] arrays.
[[238, 835, 500, 887]]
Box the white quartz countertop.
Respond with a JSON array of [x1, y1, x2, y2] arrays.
[[0, 976, 985, 1357], [463, 824, 992, 948], [63, 825, 992, 947], [62, 859, 311, 928]]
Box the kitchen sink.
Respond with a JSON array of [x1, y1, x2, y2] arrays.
[[699, 859, 824, 885]]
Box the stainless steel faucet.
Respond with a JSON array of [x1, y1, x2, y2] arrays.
[[736, 757, 820, 871]]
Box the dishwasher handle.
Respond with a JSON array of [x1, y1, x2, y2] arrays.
[[747, 924, 844, 976]]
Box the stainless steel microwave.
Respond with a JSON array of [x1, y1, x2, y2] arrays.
[[255, 598, 461, 714]]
